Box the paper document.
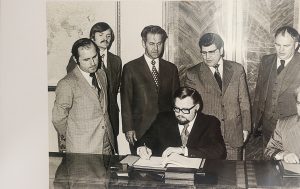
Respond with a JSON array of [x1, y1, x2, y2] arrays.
[[133, 154, 204, 170], [282, 161, 300, 175], [120, 155, 140, 166]]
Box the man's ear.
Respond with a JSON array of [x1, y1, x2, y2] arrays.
[[142, 40, 146, 49], [73, 56, 79, 65], [220, 47, 224, 56], [294, 42, 299, 50], [195, 104, 200, 112]]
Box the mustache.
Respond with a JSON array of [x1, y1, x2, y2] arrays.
[[100, 40, 109, 44]]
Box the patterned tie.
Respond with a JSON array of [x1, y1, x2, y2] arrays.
[[213, 64, 222, 90], [151, 59, 159, 88], [277, 60, 285, 74], [89, 72, 101, 97], [101, 54, 106, 69], [181, 123, 190, 147]]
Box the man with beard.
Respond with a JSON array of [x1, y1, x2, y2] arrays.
[[66, 22, 122, 153], [121, 25, 180, 153], [134, 87, 226, 160], [264, 85, 300, 163]]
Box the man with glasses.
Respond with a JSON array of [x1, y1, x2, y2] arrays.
[[184, 33, 251, 160], [135, 87, 226, 160]]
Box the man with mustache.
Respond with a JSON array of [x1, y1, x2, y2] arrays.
[[135, 87, 226, 160], [252, 26, 300, 152], [52, 38, 114, 154], [184, 33, 251, 160], [121, 25, 180, 153], [66, 22, 122, 153]]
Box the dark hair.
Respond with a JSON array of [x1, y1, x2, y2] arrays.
[[199, 33, 224, 56], [173, 87, 203, 111], [71, 38, 100, 64], [141, 25, 168, 43], [275, 26, 299, 41], [89, 22, 115, 50]]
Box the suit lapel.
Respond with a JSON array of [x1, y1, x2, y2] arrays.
[[280, 53, 300, 94], [200, 63, 221, 92], [73, 67, 100, 103], [187, 112, 206, 145], [140, 56, 158, 90], [222, 60, 233, 94]]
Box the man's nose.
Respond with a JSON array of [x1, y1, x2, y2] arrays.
[[90, 59, 96, 66]]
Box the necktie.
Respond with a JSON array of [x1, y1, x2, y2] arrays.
[[277, 60, 285, 74], [89, 72, 101, 97], [181, 124, 190, 147], [213, 64, 222, 90], [101, 54, 106, 69], [151, 60, 159, 88]]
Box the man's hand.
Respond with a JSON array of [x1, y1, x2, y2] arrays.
[[283, 152, 300, 164], [243, 130, 249, 142], [162, 147, 184, 158], [125, 130, 137, 145], [137, 146, 152, 160]]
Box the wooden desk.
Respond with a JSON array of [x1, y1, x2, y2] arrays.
[[49, 152, 300, 188]]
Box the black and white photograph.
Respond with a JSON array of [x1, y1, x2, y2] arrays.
[[1, 0, 300, 188]]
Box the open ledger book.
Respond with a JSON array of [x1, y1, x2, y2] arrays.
[[122, 154, 205, 171], [279, 161, 300, 177]]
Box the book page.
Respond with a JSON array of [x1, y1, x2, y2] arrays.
[[133, 156, 166, 169], [282, 161, 300, 174]]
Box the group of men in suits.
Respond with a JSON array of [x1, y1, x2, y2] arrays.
[[52, 23, 300, 161]]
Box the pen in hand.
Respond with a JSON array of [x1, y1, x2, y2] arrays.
[[144, 143, 150, 159]]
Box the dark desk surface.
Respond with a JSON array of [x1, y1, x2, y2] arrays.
[[49, 152, 300, 188]]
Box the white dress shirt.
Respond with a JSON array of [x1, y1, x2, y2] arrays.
[[178, 114, 197, 156], [277, 55, 293, 68], [209, 58, 224, 79], [78, 65, 99, 89], [100, 49, 108, 68], [144, 54, 159, 72]]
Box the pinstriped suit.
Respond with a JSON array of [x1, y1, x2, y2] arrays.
[[264, 115, 300, 159], [52, 66, 114, 154], [184, 60, 251, 159]]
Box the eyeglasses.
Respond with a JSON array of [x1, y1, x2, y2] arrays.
[[173, 104, 197, 114], [200, 48, 218, 56]]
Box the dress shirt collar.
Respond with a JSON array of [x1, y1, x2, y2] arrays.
[[78, 65, 93, 87], [178, 113, 197, 135], [209, 58, 223, 78], [144, 54, 159, 72], [277, 55, 293, 68]]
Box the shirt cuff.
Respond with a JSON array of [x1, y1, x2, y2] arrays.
[[184, 147, 188, 156]]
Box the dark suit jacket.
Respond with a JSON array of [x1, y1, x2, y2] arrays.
[[121, 56, 180, 139], [252, 52, 300, 133], [185, 60, 251, 147], [135, 111, 226, 159], [66, 52, 122, 138]]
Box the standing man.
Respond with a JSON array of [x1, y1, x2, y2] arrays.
[[66, 22, 122, 153], [121, 25, 180, 152], [252, 26, 300, 150], [52, 38, 114, 154], [184, 33, 251, 160]]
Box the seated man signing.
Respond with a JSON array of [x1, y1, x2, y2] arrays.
[[264, 85, 300, 164], [134, 87, 226, 160]]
